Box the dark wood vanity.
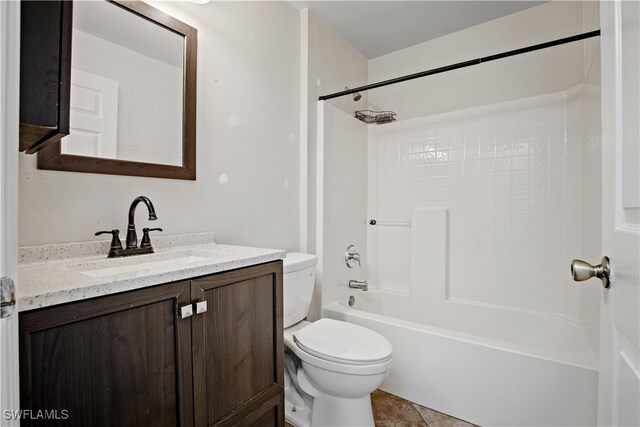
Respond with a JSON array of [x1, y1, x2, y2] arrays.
[[19, 261, 284, 427]]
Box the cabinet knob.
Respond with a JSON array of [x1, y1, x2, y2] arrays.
[[195, 301, 208, 315], [179, 304, 193, 319]]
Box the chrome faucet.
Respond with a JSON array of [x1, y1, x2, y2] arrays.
[[95, 196, 162, 258], [349, 280, 368, 291]]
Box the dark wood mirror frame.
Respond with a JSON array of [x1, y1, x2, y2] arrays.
[[37, 0, 197, 180]]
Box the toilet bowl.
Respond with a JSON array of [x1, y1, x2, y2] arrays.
[[283, 253, 393, 427]]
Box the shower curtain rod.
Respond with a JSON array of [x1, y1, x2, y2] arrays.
[[318, 30, 600, 101]]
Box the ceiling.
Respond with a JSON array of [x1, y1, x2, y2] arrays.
[[290, 1, 547, 59]]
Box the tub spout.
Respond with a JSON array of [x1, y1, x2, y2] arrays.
[[349, 280, 368, 291]]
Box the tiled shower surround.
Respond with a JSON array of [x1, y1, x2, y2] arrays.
[[368, 88, 599, 320]]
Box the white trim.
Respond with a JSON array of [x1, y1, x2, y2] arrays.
[[0, 0, 21, 422], [612, 0, 624, 230], [598, 1, 640, 425], [299, 9, 309, 253], [314, 101, 324, 318]]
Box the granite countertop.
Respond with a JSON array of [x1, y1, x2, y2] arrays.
[[18, 232, 286, 312]]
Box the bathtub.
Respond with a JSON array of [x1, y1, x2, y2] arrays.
[[323, 290, 599, 427]]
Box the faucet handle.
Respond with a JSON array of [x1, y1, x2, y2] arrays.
[[140, 227, 163, 248], [345, 244, 361, 268], [95, 229, 123, 252]]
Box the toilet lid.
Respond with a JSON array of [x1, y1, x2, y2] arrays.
[[293, 318, 393, 365]]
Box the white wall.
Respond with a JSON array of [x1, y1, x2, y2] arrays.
[[301, 10, 368, 253], [319, 102, 368, 309], [301, 9, 368, 318], [368, 1, 591, 121], [369, 2, 589, 83], [19, 1, 301, 251]]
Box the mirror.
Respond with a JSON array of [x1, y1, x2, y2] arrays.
[[38, 0, 197, 180]]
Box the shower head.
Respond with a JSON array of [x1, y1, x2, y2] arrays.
[[345, 86, 362, 102]]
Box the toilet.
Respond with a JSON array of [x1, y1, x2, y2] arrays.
[[283, 253, 393, 427]]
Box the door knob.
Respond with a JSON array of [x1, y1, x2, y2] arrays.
[[571, 256, 611, 288]]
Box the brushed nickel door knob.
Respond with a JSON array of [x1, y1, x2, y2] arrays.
[[571, 256, 611, 288]]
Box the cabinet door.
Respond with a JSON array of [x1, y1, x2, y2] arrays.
[[192, 261, 284, 427], [214, 389, 284, 427], [19, 0, 72, 153], [19, 281, 194, 427]]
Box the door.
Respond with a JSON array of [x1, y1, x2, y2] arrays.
[[598, 1, 640, 425], [61, 68, 119, 158], [0, 0, 20, 425], [191, 262, 284, 427], [19, 281, 194, 427]]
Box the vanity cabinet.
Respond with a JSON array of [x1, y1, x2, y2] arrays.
[[19, 261, 284, 427]]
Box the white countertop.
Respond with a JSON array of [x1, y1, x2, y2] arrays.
[[17, 232, 286, 312]]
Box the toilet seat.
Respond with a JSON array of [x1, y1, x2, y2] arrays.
[[293, 318, 393, 366], [285, 332, 392, 377]]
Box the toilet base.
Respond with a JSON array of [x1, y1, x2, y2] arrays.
[[284, 398, 312, 427], [310, 392, 374, 427], [285, 354, 377, 427]]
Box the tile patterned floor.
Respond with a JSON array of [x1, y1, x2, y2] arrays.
[[285, 389, 478, 427], [372, 390, 477, 427]]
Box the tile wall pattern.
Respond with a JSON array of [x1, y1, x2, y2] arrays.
[[368, 90, 591, 318], [579, 49, 602, 350]]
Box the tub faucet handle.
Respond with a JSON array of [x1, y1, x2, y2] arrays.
[[345, 245, 361, 268]]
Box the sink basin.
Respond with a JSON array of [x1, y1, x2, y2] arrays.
[[69, 250, 226, 279], [80, 256, 212, 278]]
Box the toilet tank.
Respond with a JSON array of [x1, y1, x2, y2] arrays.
[[283, 252, 317, 328]]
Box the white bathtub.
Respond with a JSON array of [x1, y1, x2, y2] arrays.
[[323, 290, 599, 427]]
